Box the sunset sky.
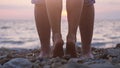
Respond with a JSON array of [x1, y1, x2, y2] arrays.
[[0, 0, 120, 20]]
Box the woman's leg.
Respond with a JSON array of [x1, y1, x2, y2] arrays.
[[66, 0, 84, 57], [79, 4, 94, 58], [35, 3, 51, 58], [45, 0, 64, 57]]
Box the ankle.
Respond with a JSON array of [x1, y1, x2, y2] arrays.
[[52, 33, 63, 45], [82, 50, 92, 56], [41, 45, 51, 52], [82, 45, 92, 54], [39, 46, 51, 58], [82, 53, 94, 59], [67, 34, 76, 43]]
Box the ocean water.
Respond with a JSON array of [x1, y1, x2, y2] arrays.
[[0, 18, 120, 49]]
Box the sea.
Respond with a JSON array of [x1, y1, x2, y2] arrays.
[[0, 17, 120, 49]]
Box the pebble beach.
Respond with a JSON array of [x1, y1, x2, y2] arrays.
[[0, 44, 120, 68]]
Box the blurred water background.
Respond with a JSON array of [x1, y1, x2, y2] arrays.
[[0, 18, 120, 49]]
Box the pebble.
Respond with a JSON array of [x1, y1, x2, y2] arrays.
[[0, 64, 2, 68], [89, 63, 115, 68], [32, 63, 41, 68], [68, 58, 84, 64], [3, 58, 32, 68], [111, 58, 120, 64], [61, 63, 90, 68], [114, 64, 120, 68], [0, 45, 120, 68], [41, 58, 50, 65], [43, 65, 51, 68], [32, 60, 41, 68], [51, 62, 62, 68], [107, 48, 120, 57], [50, 57, 62, 63], [60, 59, 68, 64]]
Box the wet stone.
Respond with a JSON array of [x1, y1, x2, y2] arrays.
[[107, 48, 120, 57], [111, 58, 120, 64], [61, 63, 90, 68], [89, 63, 115, 68], [32, 60, 41, 68], [0, 46, 120, 68], [68, 58, 84, 64], [3, 58, 32, 68], [0, 64, 2, 68], [114, 64, 120, 68], [43, 65, 51, 68], [51, 62, 62, 68]]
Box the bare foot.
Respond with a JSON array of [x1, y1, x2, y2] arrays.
[[80, 53, 94, 60], [66, 41, 77, 58], [39, 51, 51, 58], [81, 45, 93, 59], [39, 46, 51, 58], [52, 34, 64, 57], [66, 34, 77, 58]]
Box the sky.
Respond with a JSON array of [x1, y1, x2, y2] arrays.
[[0, 0, 120, 20]]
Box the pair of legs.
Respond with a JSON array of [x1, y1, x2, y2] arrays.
[[34, 0, 94, 58], [45, 0, 84, 57]]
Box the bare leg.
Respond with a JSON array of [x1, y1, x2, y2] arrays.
[[35, 3, 51, 58], [66, 0, 84, 57], [45, 0, 64, 57], [79, 4, 94, 58]]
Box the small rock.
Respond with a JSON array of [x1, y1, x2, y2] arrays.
[[0, 55, 7, 60], [40, 59, 49, 65], [47, 60, 53, 65], [43, 65, 51, 68], [63, 55, 71, 60], [0, 64, 2, 68], [68, 58, 84, 64], [0, 57, 10, 65], [111, 58, 120, 64], [51, 62, 62, 68], [98, 53, 108, 59], [50, 57, 62, 63], [32, 60, 41, 68], [3, 58, 32, 68], [0, 53, 14, 64], [32, 63, 41, 68], [89, 63, 115, 68], [68, 58, 78, 63], [49, 58, 67, 65], [107, 48, 120, 57], [61, 59, 67, 64], [114, 64, 120, 68], [99, 59, 108, 63], [0, 48, 11, 55], [61, 63, 90, 68]]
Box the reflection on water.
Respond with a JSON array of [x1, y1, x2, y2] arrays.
[[0, 19, 120, 49]]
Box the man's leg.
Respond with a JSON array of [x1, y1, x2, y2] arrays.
[[35, 3, 51, 58], [66, 0, 84, 57], [45, 0, 64, 57], [79, 4, 95, 58]]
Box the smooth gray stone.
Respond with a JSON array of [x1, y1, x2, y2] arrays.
[[107, 48, 120, 56], [3, 58, 32, 68], [89, 63, 115, 68], [43, 65, 51, 68], [0, 64, 3, 68], [60, 63, 90, 68]]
